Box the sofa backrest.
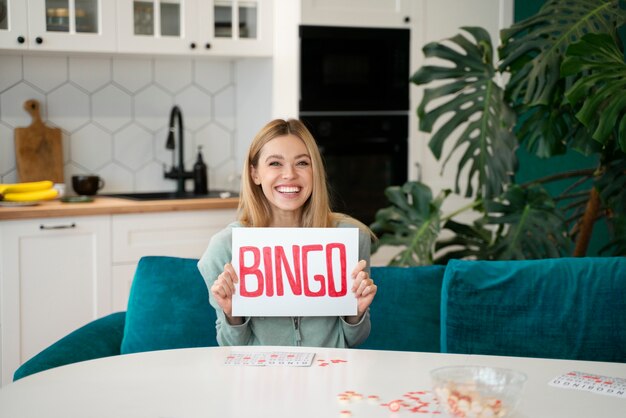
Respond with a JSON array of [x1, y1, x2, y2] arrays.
[[121, 256, 218, 354], [358, 265, 446, 352], [122, 256, 447, 354], [441, 257, 626, 362]]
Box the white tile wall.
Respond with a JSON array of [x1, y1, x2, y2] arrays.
[[0, 54, 239, 193]]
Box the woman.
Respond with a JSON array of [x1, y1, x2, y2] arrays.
[[197, 119, 377, 347]]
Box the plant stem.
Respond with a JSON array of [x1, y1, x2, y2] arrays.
[[561, 198, 590, 213], [573, 187, 601, 257], [520, 169, 595, 187], [442, 199, 483, 222], [560, 175, 593, 197], [554, 190, 591, 202]]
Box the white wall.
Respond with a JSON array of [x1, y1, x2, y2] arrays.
[[272, 0, 300, 120]]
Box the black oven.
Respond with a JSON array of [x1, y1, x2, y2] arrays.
[[299, 25, 410, 112], [301, 115, 408, 225], [299, 25, 410, 226]]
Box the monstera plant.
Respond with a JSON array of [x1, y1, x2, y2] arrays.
[[371, 0, 626, 265]]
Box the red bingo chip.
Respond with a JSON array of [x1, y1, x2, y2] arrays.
[[388, 400, 401, 412]]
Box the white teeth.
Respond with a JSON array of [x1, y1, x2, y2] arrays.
[[276, 186, 300, 193]]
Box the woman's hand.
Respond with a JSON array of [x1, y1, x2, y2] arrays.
[[210, 263, 243, 325], [346, 259, 377, 324]]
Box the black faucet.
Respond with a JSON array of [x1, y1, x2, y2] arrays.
[[164, 105, 193, 194]]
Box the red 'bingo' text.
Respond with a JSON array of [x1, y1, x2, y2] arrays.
[[238, 243, 347, 297]]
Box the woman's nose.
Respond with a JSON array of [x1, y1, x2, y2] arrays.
[[282, 164, 296, 178]]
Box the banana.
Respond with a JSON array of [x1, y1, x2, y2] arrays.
[[2, 188, 58, 202], [0, 180, 54, 195]]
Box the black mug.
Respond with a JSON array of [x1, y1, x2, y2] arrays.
[[72, 175, 105, 196]]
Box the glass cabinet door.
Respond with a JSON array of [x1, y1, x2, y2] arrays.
[[0, 0, 29, 49], [118, 0, 271, 56], [133, 0, 181, 37], [213, 1, 232, 38], [238, 1, 257, 39], [214, 0, 258, 40], [27, 0, 116, 51], [0, 0, 8, 31], [45, 0, 99, 33], [118, 0, 196, 54]]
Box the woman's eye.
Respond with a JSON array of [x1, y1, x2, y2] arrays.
[[269, 161, 281, 166], [297, 160, 310, 166]]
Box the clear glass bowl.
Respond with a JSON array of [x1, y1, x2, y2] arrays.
[[430, 366, 527, 418]]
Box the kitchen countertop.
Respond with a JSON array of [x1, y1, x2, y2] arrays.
[[0, 196, 239, 221]]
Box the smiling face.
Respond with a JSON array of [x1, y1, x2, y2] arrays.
[[250, 134, 314, 226]]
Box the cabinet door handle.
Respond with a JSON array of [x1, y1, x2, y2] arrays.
[[35, 37, 43, 44], [17, 36, 25, 44], [40, 223, 76, 230]]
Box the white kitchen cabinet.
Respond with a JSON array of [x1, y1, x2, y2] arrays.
[[111, 208, 236, 311], [301, 0, 412, 28], [0, 0, 28, 49], [0, 215, 111, 386], [116, 0, 272, 56], [0, 0, 116, 51]]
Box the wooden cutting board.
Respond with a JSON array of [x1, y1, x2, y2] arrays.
[[14, 99, 64, 183]]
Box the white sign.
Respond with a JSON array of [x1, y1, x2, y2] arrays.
[[232, 228, 359, 317]]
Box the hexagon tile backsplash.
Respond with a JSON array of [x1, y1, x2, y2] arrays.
[[0, 54, 240, 193]]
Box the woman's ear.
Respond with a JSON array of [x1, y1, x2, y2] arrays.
[[250, 165, 261, 185]]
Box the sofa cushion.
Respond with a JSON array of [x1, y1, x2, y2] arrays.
[[358, 265, 446, 352], [441, 257, 626, 362], [121, 256, 218, 355]]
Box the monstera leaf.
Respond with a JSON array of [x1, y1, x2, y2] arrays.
[[485, 185, 570, 260], [411, 26, 517, 199], [371, 182, 449, 266], [562, 33, 626, 152], [434, 219, 494, 264], [499, 0, 626, 156], [500, 0, 625, 106]]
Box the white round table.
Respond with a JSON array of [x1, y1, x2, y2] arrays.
[[1, 346, 624, 418]]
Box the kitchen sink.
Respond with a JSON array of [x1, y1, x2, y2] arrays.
[[103, 190, 237, 201]]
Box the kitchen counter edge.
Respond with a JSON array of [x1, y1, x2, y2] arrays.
[[0, 196, 240, 221]]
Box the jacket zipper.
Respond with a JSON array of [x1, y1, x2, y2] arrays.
[[293, 317, 302, 346]]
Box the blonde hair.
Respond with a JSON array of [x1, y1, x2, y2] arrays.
[[238, 119, 373, 237]]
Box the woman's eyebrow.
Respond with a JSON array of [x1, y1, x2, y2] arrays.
[[264, 153, 310, 162], [264, 154, 284, 162]]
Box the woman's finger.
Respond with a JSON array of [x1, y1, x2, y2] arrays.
[[224, 263, 239, 284], [352, 270, 367, 292], [211, 282, 226, 299], [351, 259, 367, 278], [361, 282, 377, 297]]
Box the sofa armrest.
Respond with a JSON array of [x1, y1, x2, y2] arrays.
[[13, 311, 126, 382]]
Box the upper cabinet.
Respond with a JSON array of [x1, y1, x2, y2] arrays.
[[0, 0, 116, 51], [116, 0, 273, 56], [0, 0, 28, 49], [301, 0, 412, 28], [0, 0, 272, 55]]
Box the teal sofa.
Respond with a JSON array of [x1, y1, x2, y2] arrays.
[[13, 256, 626, 381]]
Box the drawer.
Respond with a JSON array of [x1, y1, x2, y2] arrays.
[[112, 209, 236, 263]]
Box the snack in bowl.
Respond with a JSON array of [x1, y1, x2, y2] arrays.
[[430, 366, 527, 418]]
